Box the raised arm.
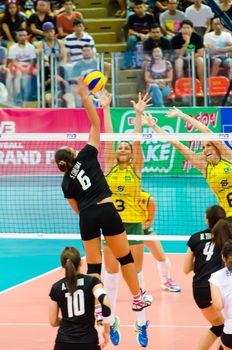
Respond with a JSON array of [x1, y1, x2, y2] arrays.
[[99, 93, 115, 174], [77, 78, 100, 150], [142, 112, 207, 175], [166, 107, 232, 161], [130, 93, 151, 176]]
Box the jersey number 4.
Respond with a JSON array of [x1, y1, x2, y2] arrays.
[[65, 290, 85, 317], [203, 242, 215, 261]]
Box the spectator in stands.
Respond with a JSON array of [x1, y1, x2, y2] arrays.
[[0, 45, 7, 86], [171, 19, 204, 87], [185, 0, 214, 37], [125, 0, 154, 68], [1, 2, 26, 47], [28, 0, 55, 42], [145, 47, 173, 106], [6, 28, 37, 104], [159, 0, 186, 37], [56, 0, 83, 38], [149, 0, 168, 23], [114, 0, 126, 17], [64, 18, 96, 63], [143, 23, 172, 61], [36, 21, 74, 108], [19, 0, 36, 14], [204, 17, 232, 79], [219, 0, 232, 20]]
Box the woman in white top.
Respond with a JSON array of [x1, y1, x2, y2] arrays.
[[210, 239, 232, 350]]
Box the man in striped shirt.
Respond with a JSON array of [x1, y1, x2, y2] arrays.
[[64, 18, 96, 63]]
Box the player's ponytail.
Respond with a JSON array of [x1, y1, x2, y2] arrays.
[[222, 239, 232, 271], [212, 219, 232, 251], [206, 205, 226, 230], [55, 147, 76, 172], [61, 247, 81, 294]]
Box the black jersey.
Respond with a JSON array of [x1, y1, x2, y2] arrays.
[[61, 144, 112, 212], [49, 274, 101, 344], [187, 228, 223, 288]]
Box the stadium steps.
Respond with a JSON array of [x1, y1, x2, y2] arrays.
[[90, 32, 117, 44], [78, 7, 107, 18]]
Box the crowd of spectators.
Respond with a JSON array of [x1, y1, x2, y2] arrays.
[[0, 0, 232, 107]]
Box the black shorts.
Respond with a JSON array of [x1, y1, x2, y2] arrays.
[[193, 286, 212, 309], [221, 332, 232, 348], [79, 202, 125, 241], [54, 342, 100, 350]]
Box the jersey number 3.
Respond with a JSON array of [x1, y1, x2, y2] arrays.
[[203, 242, 215, 261], [65, 290, 85, 317]]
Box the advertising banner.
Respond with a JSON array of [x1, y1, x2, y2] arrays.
[[220, 108, 232, 150], [111, 107, 221, 176], [0, 108, 104, 175]]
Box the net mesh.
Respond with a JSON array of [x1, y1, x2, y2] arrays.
[[0, 132, 231, 240]]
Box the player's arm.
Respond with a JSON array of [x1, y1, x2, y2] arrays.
[[142, 113, 207, 174], [130, 93, 152, 176], [183, 247, 194, 274], [49, 300, 61, 327], [67, 199, 80, 216], [143, 195, 156, 230], [210, 282, 223, 311], [99, 93, 116, 173], [166, 107, 232, 162], [77, 77, 100, 150]]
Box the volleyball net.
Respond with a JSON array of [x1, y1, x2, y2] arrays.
[[0, 132, 231, 241]]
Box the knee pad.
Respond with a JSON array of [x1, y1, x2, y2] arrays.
[[87, 263, 102, 275], [117, 251, 134, 266], [210, 324, 224, 337]]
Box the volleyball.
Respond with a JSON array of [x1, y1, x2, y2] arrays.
[[83, 70, 106, 93]]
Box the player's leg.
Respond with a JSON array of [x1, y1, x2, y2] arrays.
[[144, 228, 181, 292], [103, 245, 121, 346]]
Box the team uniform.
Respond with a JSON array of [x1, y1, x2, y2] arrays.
[[61, 144, 124, 240], [206, 159, 232, 219], [139, 191, 154, 235], [49, 274, 101, 350], [105, 164, 143, 245], [209, 267, 232, 348], [187, 229, 223, 308]]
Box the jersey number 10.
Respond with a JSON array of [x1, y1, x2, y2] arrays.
[[65, 290, 85, 317]]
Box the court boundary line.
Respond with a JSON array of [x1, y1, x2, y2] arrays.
[[0, 323, 208, 328], [0, 253, 184, 294], [0, 255, 88, 294]]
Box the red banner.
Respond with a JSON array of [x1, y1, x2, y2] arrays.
[[0, 108, 104, 175]]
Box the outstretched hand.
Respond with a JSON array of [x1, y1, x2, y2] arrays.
[[77, 77, 89, 98], [99, 91, 112, 109], [165, 106, 183, 118], [142, 112, 155, 128], [131, 92, 152, 115]]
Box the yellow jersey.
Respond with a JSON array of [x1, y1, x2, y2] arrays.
[[206, 159, 232, 217], [105, 164, 142, 223], [138, 191, 151, 223]]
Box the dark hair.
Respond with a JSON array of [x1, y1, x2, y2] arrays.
[[151, 23, 161, 30], [180, 19, 194, 28], [61, 247, 81, 294], [55, 147, 76, 172], [212, 220, 232, 251], [206, 205, 226, 230], [63, 0, 73, 4], [2, 3, 21, 24], [222, 239, 232, 271], [134, 0, 144, 6]]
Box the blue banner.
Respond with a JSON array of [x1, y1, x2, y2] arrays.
[[221, 108, 232, 150]]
